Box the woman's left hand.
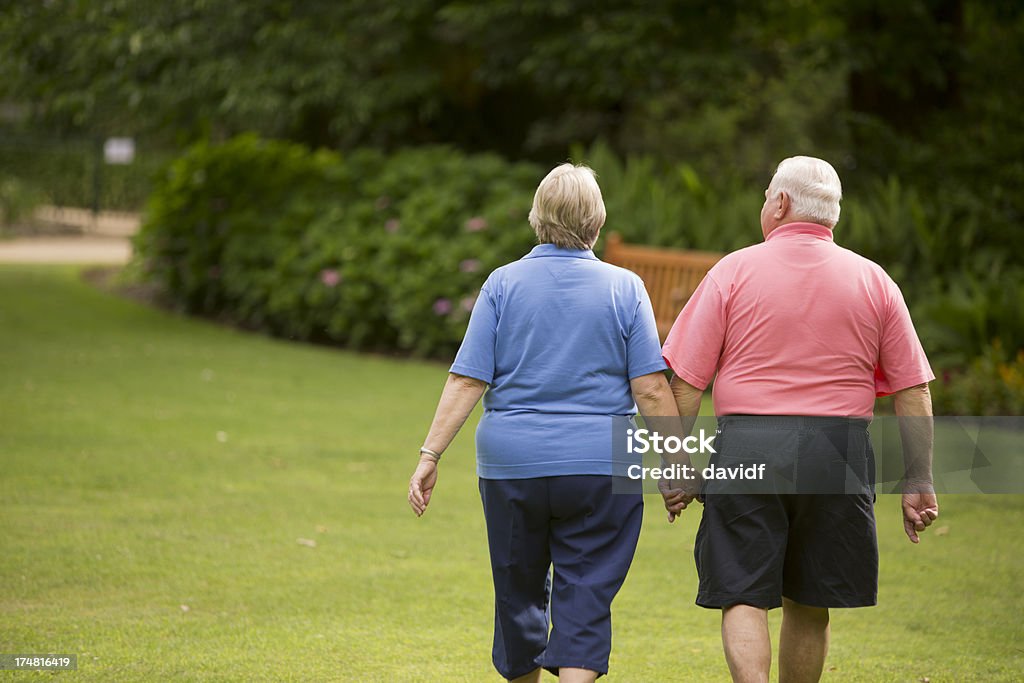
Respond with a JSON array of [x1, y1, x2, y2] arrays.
[[408, 457, 439, 517], [658, 475, 696, 523]]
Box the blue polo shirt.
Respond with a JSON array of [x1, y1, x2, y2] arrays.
[[450, 243, 667, 479]]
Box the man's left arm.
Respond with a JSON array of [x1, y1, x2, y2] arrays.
[[662, 375, 706, 512], [631, 372, 700, 522], [659, 274, 724, 517], [892, 383, 938, 543]]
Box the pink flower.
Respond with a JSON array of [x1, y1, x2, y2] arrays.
[[460, 295, 477, 312], [459, 258, 481, 273], [465, 216, 488, 232], [375, 196, 391, 210], [385, 219, 400, 234], [320, 269, 341, 287], [433, 298, 453, 315]]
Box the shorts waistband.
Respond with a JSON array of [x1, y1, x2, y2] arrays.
[[717, 415, 870, 430]]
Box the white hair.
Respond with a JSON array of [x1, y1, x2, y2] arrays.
[[768, 156, 843, 228], [528, 163, 606, 249]]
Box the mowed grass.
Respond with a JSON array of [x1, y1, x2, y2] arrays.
[[0, 265, 1021, 682]]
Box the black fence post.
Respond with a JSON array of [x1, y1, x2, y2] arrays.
[[92, 136, 103, 217]]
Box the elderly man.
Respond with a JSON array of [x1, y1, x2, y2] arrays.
[[660, 156, 938, 683]]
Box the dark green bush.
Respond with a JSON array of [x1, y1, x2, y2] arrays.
[[134, 136, 539, 357], [579, 141, 1018, 286], [0, 175, 45, 226], [136, 136, 1020, 399], [912, 267, 1024, 371], [931, 341, 1024, 416], [578, 141, 763, 253]]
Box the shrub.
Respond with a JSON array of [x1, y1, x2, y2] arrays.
[[931, 341, 1024, 416], [134, 136, 540, 357], [0, 175, 45, 226], [577, 141, 1011, 288], [135, 134, 340, 316], [575, 140, 763, 253], [912, 267, 1024, 371], [136, 135, 1020, 389]]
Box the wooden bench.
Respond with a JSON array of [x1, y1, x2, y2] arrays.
[[603, 232, 723, 341]]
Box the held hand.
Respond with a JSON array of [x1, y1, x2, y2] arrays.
[[408, 457, 439, 517], [901, 483, 939, 543], [658, 474, 699, 523]]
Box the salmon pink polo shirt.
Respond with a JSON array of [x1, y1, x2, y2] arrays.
[[662, 222, 934, 417]]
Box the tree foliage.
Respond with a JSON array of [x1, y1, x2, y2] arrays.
[[4, 1, 1021, 178], [3, 1, 1022, 367]]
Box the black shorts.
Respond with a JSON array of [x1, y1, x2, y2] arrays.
[[694, 416, 878, 610]]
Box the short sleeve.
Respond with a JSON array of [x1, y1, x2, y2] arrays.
[[450, 282, 498, 384], [626, 284, 669, 379], [875, 280, 934, 395], [661, 274, 726, 390]]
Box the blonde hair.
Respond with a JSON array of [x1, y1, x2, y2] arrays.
[[768, 156, 843, 228], [528, 163, 606, 249]]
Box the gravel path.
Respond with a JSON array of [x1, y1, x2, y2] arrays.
[[0, 205, 138, 264], [0, 236, 132, 264]]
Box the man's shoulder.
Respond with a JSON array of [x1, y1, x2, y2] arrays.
[[706, 243, 764, 279], [832, 243, 898, 284], [716, 242, 764, 264], [719, 238, 897, 281]]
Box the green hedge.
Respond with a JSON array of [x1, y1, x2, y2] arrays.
[[931, 341, 1024, 416], [134, 135, 540, 357], [0, 175, 46, 227], [135, 135, 1021, 412]]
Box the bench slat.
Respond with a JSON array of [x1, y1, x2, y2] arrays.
[[603, 232, 722, 341]]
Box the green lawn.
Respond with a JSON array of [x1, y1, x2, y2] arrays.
[[1, 265, 1022, 681]]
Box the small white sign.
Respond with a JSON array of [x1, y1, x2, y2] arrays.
[[103, 137, 135, 164]]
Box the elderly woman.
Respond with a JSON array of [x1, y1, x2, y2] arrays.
[[408, 164, 695, 683]]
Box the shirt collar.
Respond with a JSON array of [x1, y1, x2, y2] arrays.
[[523, 243, 600, 260], [765, 222, 834, 243]]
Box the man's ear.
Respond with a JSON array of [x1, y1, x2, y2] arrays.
[[775, 192, 790, 220]]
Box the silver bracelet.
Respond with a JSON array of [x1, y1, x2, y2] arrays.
[[419, 446, 442, 462]]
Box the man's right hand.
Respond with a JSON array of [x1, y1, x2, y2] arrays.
[[901, 484, 939, 543]]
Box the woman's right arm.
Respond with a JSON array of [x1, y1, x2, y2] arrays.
[[408, 373, 487, 516]]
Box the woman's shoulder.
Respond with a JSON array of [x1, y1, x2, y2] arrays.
[[491, 253, 645, 292], [591, 259, 650, 293], [595, 258, 643, 279]]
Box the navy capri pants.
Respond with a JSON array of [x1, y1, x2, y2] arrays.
[[479, 475, 643, 679]]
